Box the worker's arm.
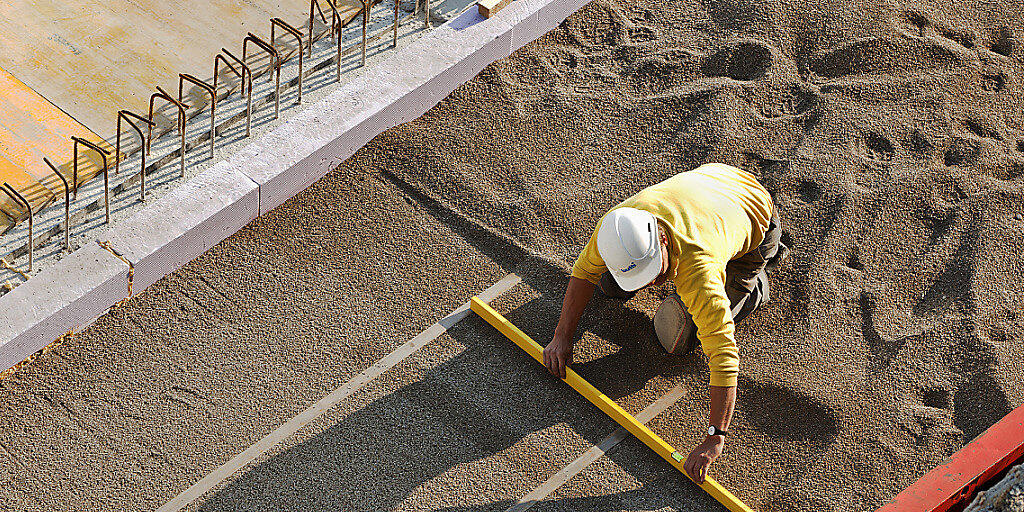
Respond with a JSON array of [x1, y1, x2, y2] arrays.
[[673, 256, 739, 483], [544, 276, 595, 379], [684, 384, 736, 483]]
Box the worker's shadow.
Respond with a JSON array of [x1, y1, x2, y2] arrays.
[[197, 290, 706, 511]]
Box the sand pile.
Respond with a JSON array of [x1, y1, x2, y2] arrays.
[[351, 0, 1024, 508], [3, 0, 1023, 510]]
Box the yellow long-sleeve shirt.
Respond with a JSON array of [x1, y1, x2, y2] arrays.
[[571, 163, 774, 387]]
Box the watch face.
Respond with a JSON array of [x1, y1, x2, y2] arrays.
[[708, 426, 715, 436]]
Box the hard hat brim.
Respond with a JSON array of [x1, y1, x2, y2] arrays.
[[608, 239, 663, 292]]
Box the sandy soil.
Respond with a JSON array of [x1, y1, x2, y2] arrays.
[[1, 0, 1023, 510], [357, 0, 1024, 507]]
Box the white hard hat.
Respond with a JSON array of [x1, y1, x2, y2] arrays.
[[596, 207, 663, 292]]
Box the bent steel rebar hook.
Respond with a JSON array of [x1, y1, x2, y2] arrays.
[[220, 48, 253, 137], [179, 73, 217, 159], [42, 158, 70, 253], [308, 0, 332, 58], [115, 110, 155, 202], [362, 0, 369, 65], [323, 0, 342, 82], [244, 33, 281, 119], [270, 18, 304, 104], [70, 136, 111, 224], [148, 86, 190, 177], [1, 183, 32, 272], [70, 137, 111, 224]]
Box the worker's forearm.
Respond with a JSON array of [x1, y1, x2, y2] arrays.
[[709, 385, 736, 432], [553, 277, 596, 340]]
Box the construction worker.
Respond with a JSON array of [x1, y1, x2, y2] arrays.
[[543, 162, 787, 484]]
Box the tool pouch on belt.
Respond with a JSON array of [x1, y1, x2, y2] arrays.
[[653, 294, 697, 354]]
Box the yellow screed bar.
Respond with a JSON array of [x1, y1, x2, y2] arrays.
[[469, 297, 754, 512]]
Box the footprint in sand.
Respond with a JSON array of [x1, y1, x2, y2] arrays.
[[757, 84, 819, 119], [701, 39, 774, 81], [859, 291, 911, 371], [921, 387, 952, 409], [988, 26, 1015, 58], [944, 137, 979, 167], [795, 179, 823, 205], [854, 132, 895, 167], [899, 10, 978, 51], [899, 10, 930, 38], [964, 118, 1004, 141], [807, 35, 963, 80], [980, 71, 1006, 93]]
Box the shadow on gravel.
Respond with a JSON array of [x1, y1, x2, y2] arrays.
[[196, 287, 704, 511]]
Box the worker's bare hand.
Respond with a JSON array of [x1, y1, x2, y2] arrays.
[[683, 435, 724, 484], [543, 336, 573, 379]]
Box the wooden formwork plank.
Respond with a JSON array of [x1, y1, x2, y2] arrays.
[[0, 0, 315, 139], [0, 67, 106, 231]]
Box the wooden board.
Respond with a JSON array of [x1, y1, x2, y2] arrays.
[[477, 0, 511, 18], [0, 67, 109, 233], [0, 0, 347, 139]]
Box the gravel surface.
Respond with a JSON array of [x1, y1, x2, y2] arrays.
[[2, 0, 1024, 510]]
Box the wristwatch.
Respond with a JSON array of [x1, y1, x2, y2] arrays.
[[707, 426, 729, 437]]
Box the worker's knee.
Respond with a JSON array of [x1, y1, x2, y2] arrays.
[[654, 294, 697, 355]]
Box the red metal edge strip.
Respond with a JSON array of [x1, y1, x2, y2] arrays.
[[877, 404, 1024, 512]]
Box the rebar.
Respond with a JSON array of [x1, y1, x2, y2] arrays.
[[362, 0, 369, 65], [42, 158, 70, 253], [271, 18, 305, 104], [1, 183, 32, 272], [149, 86, 190, 177], [179, 73, 217, 159], [70, 137, 111, 224], [244, 33, 281, 119], [308, 0, 332, 58], [220, 48, 253, 137], [116, 110, 154, 201]]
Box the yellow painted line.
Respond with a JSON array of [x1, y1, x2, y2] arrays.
[[470, 297, 755, 512]]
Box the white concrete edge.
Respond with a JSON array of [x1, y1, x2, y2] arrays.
[[0, 0, 589, 372]]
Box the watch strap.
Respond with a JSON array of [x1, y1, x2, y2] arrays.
[[708, 425, 729, 437]]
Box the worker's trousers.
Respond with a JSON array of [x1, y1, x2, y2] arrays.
[[597, 212, 785, 355]]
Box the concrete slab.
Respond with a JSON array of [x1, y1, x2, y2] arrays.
[[100, 166, 259, 293], [240, 11, 517, 215], [0, 241, 128, 370]]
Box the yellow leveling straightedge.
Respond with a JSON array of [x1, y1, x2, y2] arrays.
[[469, 297, 755, 512]]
